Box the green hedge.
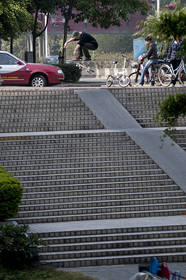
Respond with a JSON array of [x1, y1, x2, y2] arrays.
[[0, 166, 23, 221], [59, 62, 82, 82], [0, 223, 45, 268]]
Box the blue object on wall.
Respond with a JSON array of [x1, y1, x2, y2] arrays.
[[149, 257, 161, 275], [133, 39, 146, 60]]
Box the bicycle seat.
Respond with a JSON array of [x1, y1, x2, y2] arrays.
[[157, 59, 165, 63], [112, 61, 118, 64]]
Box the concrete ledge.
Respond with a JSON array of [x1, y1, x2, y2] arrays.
[[29, 215, 186, 234]]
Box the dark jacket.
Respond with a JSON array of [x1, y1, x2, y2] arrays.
[[142, 41, 158, 60], [74, 32, 98, 49], [167, 39, 183, 60]]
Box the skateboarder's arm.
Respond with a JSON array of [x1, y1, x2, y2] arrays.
[[64, 38, 75, 48]]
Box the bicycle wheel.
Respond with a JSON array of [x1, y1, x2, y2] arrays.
[[129, 71, 141, 86], [106, 75, 114, 87], [178, 69, 186, 85], [118, 75, 130, 87], [158, 64, 172, 87]]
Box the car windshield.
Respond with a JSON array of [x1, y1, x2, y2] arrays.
[[0, 53, 19, 65]]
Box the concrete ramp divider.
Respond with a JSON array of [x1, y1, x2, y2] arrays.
[[128, 128, 186, 194], [76, 88, 186, 194], [75, 89, 141, 129]]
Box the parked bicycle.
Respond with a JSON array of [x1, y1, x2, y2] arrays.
[[158, 59, 186, 86], [106, 55, 130, 87], [129, 56, 164, 86]]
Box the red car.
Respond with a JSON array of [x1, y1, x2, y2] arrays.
[[0, 51, 64, 87]]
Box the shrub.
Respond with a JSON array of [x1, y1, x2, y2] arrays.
[[0, 167, 23, 221], [0, 223, 45, 268], [59, 62, 82, 82], [0, 166, 6, 173], [156, 93, 186, 127]]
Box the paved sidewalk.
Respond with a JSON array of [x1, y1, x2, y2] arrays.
[[62, 263, 186, 280]]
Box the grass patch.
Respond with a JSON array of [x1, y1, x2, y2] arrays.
[[0, 265, 97, 280]]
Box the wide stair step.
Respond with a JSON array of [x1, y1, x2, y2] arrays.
[[35, 222, 186, 267]]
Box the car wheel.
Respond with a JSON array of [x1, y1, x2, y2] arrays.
[[30, 75, 47, 87]]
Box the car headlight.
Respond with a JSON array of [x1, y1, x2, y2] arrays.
[[57, 69, 63, 74]]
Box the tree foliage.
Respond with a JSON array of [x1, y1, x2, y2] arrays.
[[0, 0, 32, 41], [136, 6, 186, 58], [72, 0, 148, 28], [157, 93, 186, 127], [136, 7, 186, 42], [157, 7, 186, 40]]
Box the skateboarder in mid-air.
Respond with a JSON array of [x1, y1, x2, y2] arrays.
[[64, 31, 98, 61]]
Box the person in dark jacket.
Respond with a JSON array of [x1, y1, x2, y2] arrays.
[[64, 31, 98, 61], [138, 36, 158, 86], [167, 37, 183, 86]]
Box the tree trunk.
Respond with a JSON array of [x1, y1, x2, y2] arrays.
[[61, 19, 69, 65], [32, 12, 50, 63], [32, 34, 37, 63], [10, 37, 13, 54]]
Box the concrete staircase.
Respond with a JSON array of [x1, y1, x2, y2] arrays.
[[37, 222, 186, 267], [0, 88, 104, 132], [111, 87, 186, 128], [172, 129, 186, 152], [0, 86, 186, 267], [1, 131, 185, 226]]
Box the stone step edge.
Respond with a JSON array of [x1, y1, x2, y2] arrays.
[[38, 237, 186, 249], [15, 169, 164, 180], [0, 153, 148, 162], [28, 215, 186, 234], [19, 196, 186, 208], [8, 165, 160, 175], [14, 209, 186, 222], [0, 129, 129, 138], [39, 248, 186, 258], [22, 183, 177, 192], [18, 201, 186, 214], [18, 174, 171, 185], [20, 194, 186, 207], [2, 159, 155, 170], [39, 251, 186, 266], [40, 229, 186, 241]]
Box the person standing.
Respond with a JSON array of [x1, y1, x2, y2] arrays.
[[64, 31, 98, 61], [138, 36, 158, 86], [167, 37, 183, 86]]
